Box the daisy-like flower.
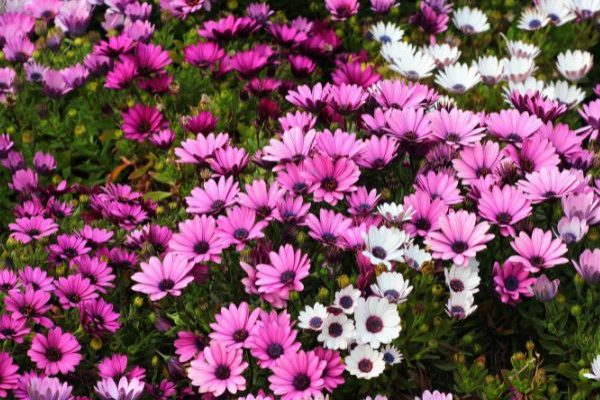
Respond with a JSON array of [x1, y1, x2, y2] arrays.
[[174, 132, 229, 165], [557, 215, 588, 244], [385, 107, 432, 144], [131, 253, 194, 301], [54, 274, 98, 309], [556, 50, 593, 82], [0, 352, 18, 396], [381, 344, 403, 365], [493, 260, 536, 305], [325, 0, 359, 20], [262, 127, 316, 166], [209, 302, 260, 349], [95, 377, 145, 400], [446, 292, 477, 319], [304, 154, 360, 205], [453, 7, 490, 34], [546, 80, 585, 108], [380, 41, 417, 64], [80, 298, 121, 335], [216, 206, 268, 251], [427, 44, 461, 69], [174, 331, 206, 363], [333, 285, 362, 314], [186, 176, 239, 215], [403, 190, 448, 237], [486, 109, 543, 143], [329, 83, 369, 114], [506, 39, 541, 59], [345, 345, 385, 379], [298, 303, 329, 331], [404, 244, 433, 271], [286, 83, 331, 113], [269, 350, 326, 400], [426, 210, 494, 267], [169, 215, 227, 264], [503, 57, 536, 83], [532, 274, 560, 302], [248, 320, 300, 368], [428, 108, 485, 148], [26, 377, 73, 400], [504, 136, 560, 173], [478, 185, 532, 236], [377, 202, 415, 224], [444, 264, 481, 294], [509, 228, 568, 272], [567, 0, 600, 20], [453, 141, 504, 183], [121, 104, 167, 143], [415, 170, 463, 206], [369, 21, 404, 44], [389, 50, 436, 80], [572, 249, 600, 284], [28, 327, 82, 375], [370, 272, 413, 304], [517, 167, 581, 203], [584, 355, 600, 380], [305, 209, 353, 247], [5, 288, 52, 327], [317, 314, 355, 350], [518, 8, 549, 30], [188, 341, 248, 397], [256, 244, 310, 300], [9, 216, 58, 244], [538, 0, 575, 25], [435, 63, 480, 94], [354, 296, 401, 348], [418, 390, 454, 400], [361, 226, 410, 269], [476, 56, 504, 85]]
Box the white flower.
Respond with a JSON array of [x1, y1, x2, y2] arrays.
[[317, 313, 355, 350], [404, 244, 433, 271], [354, 296, 401, 348], [382, 344, 403, 365], [477, 56, 505, 85], [334, 285, 362, 314], [446, 292, 477, 320], [378, 202, 415, 223], [583, 354, 600, 380], [389, 50, 436, 80], [444, 264, 481, 294], [567, 0, 600, 20], [298, 303, 328, 331], [464, 257, 481, 272], [426, 43, 461, 69], [518, 8, 550, 30], [435, 63, 481, 94], [370, 21, 404, 44], [371, 271, 413, 304], [503, 57, 537, 83], [556, 50, 593, 81], [431, 95, 457, 110], [453, 7, 490, 34], [505, 39, 541, 59], [345, 344, 386, 379], [94, 377, 145, 400], [557, 216, 588, 244], [362, 226, 410, 269], [538, 0, 576, 25], [547, 80, 585, 108], [503, 77, 555, 103], [364, 396, 388, 400], [380, 41, 417, 63]]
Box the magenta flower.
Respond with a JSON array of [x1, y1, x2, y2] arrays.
[[216, 206, 268, 251], [509, 228, 568, 272], [276, 163, 311, 195], [186, 176, 239, 215], [510, 91, 568, 123], [348, 187, 380, 216], [175, 132, 229, 165], [73, 255, 115, 293], [415, 170, 463, 205], [256, 244, 310, 301], [128, 42, 171, 75], [410, 2, 449, 34], [55, 274, 98, 309], [98, 354, 145, 381], [237, 180, 283, 220], [268, 350, 326, 400], [105, 59, 138, 89], [121, 104, 168, 143], [517, 167, 581, 204], [198, 15, 247, 41], [0, 352, 18, 396], [537, 122, 583, 160], [131, 253, 194, 301], [248, 320, 301, 368], [230, 48, 269, 79], [0, 313, 30, 343], [184, 42, 224, 68], [209, 146, 250, 176], [169, 215, 227, 263], [9, 168, 38, 193], [5, 287, 52, 327], [562, 191, 600, 225], [188, 341, 248, 397], [273, 194, 310, 225], [279, 111, 316, 133], [288, 55, 317, 79], [429, 108, 485, 148], [532, 275, 560, 302], [332, 61, 380, 88], [357, 135, 399, 169], [9, 216, 58, 244], [304, 155, 360, 205], [314, 347, 345, 392], [329, 83, 368, 114], [174, 331, 206, 362], [48, 234, 90, 265], [385, 107, 432, 144], [453, 141, 504, 183], [373, 80, 437, 109], [478, 185, 532, 237], [305, 209, 353, 247], [286, 83, 331, 113], [28, 327, 82, 375], [573, 249, 600, 284], [79, 298, 121, 335], [180, 111, 219, 135], [209, 302, 260, 349], [425, 210, 494, 266], [325, 0, 359, 20], [403, 190, 448, 237], [493, 260, 536, 305], [314, 129, 364, 161]]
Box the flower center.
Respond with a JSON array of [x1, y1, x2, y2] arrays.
[[46, 347, 62, 362], [496, 212, 512, 225], [194, 241, 209, 254], [358, 359, 373, 372], [339, 295, 353, 309], [215, 365, 230, 380], [280, 270, 296, 285], [328, 322, 343, 337], [530, 256, 545, 268], [293, 182, 307, 193], [383, 352, 395, 363], [450, 305, 465, 317], [321, 177, 338, 192], [293, 374, 311, 391], [451, 241, 468, 254], [28, 229, 41, 236], [383, 289, 400, 301], [158, 279, 175, 291], [371, 246, 387, 260], [309, 317, 323, 329], [68, 294, 81, 303], [415, 218, 431, 231], [449, 279, 464, 292], [366, 316, 383, 333], [233, 228, 249, 240], [504, 276, 520, 291], [233, 329, 249, 343], [211, 199, 225, 212], [267, 343, 284, 359]]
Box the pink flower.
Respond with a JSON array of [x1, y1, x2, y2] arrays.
[[28, 327, 82, 375], [121, 104, 168, 143], [385, 107, 432, 144], [315, 129, 364, 161], [54, 274, 98, 309], [248, 319, 301, 368], [186, 176, 239, 215], [304, 155, 360, 205], [98, 354, 145, 381], [329, 83, 368, 114], [184, 42, 224, 68], [573, 249, 600, 284], [517, 167, 581, 204], [305, 209, 353, 247], [286, 83, 331, 112], [452, 141, 504, 183], [175, 133, 229, 165], [425, 210, 494, 266], [188, 341, 248, 396], [415, 170, 463, 205], [237, 180, 284, 221], [357, 135, 399, 169], [209, 302, 260, 349], [503, 136, 560, 173], [325, 0, 359, 20], [8, 216, 58, 244], [256, 244, 310, 300], [429, 108, 485, 148], [5, 288, 52, 327], [131, 253, 194, 301], [314, 347, 345, 392], [493, 260, 536, 305], [79, 298, 121, 335], [478, 185, 532, 237], [262, 127, 317, 166], [403, 190, 448, 237], [169, 215, 227, 263], [0, 352, 18, 396], [509, 228, 568, 272], [209, 146, 250, 176], [216, 206, 268, 251], [268, 350, 326, 400], [486, 109, 543, 143], [174, 331, 206, 363], [372, 79, 437, 109]]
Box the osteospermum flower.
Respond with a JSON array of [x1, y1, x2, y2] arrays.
[[493, 260, 536, 305], [28, 327, 82, 375], [248, 320, 301, 368], [517, 167, 581, 203], [298, 303, 329, 331], [477, 55, 504, 85], [303, 155, 360, 205], [317, 314, 355, 350], [217, 206, 268, 251], [584, 355, 600, 381], [269, 350, 326, 400], [361, 226, 410, 269], [131, 253, 194, 301], [345, 345, 385, 379], [80, 298, 121, 335], [354, 296, 401, 348], [446, 292, 477, 319], [188, 341, 248, 397], [369, 21, 404, 44], [435, 63, 480, 94], [286, 83, 331, 112], [209, 302, 260, 349], [453, 6, 490, 34], [175, 133, 229, 165], [0, 352, 18, 396], [121, 104, 167, 143], [389, 50, 436, 80], [370, 272, 413, 304], [9, 216, 58, 244], [255, 244, 310, 301], [453, 141, 504, 183], [486, 109, 543, 143], [503, 56, 536, 83], [509, 228, 568, 272], [556, 50, 593, 82], [325, 0, 359, 20], [547, 80, 585, 109], [478, 185, 532, 236], [94, 377, 145, 400], [518, 8, 549, 30], [427, 44, 461, 69], [5, 288, 52, 327], [418, 390, 454, 400], [572, 249, 600, 284], [428, 108, 485, 148], [169, 215, 227, 264], [305, 209, 353, 247], [186, 176, 238, 215], [25, 377, 73, 400], [415, 170, 463, 206], [426, 210, 494, 266], [54, 274, 98, 309]]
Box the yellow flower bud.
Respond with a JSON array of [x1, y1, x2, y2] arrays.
[[90, 337, 102, 351], [337, 274, 351, 289], [133, 296, 144, 308]]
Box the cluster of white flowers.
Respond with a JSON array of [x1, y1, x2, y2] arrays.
[[298, 278, 409, 379], [444, 259, 481, 320]]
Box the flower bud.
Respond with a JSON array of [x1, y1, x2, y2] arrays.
[[90, 337, 102, 351], [532, 275, 559, 302]]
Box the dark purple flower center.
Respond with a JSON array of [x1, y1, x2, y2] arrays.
[[528, 19, 542, 29], [280, 270, 296, 285], [476, 167, 491, 177], [383, 352, 395, 363], [371, 246, 387, 260], [530, 256, 545, 268], [366, 316, 383, 333], [328, 322, 343, 337], [358, 359, 373, 372], [68, 294, 81, 303], [451, 241, 468, 254], [215, 365, 230, 380], [138, 121, 153, 134], [63, 247, 77, 258], [20, 305, 33, 317], [309, 317, 323, 329], [446, 133, 460, 143], [415, 218, 431, 231], [293, 182, 307, 193], [452, 84, 466, 93], [450, 306, 465, 317], [504, 276, 520, 291], [46, 347, 62, 362], [543, 191, 556, 198], [321, 232, 337, 244], [27, 229, 41, 236], [496, 212, 512, 225], [321, 177, 338, 192], [211, 200, 225, 212], [449, 279, 464, 292], [194, 241, 209, 254], [339, 295, 353, 309], [233, 329, 249, 343], [520, 158, 535, 173], [158, 279, 175, 291], [507, 133, 522, 142], [233, 228, 249, 240], [293, 374, 311, 391], [383, 289, 400, 301], [267, 343, 284, 359]]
